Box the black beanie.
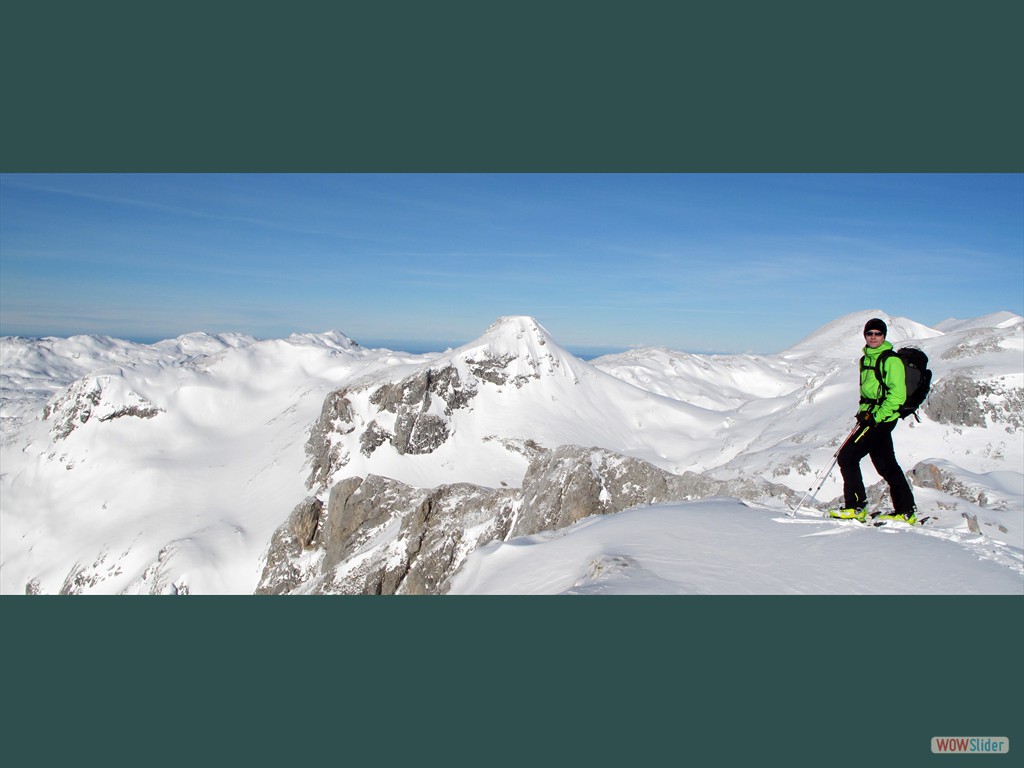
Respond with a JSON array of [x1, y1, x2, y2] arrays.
[[864, 318, 888, 336]]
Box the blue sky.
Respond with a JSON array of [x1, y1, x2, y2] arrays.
[[1, 173, 1021, 355]]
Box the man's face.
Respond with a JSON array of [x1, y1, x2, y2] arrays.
[[865, 330, 886, 349]]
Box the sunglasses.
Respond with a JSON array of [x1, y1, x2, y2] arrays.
[[865, 331, 885, 337]]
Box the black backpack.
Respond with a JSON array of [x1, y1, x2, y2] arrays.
[[862, 347, 932, 421]]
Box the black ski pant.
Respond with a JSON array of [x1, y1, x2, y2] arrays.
[[837, 420, 916, 513]]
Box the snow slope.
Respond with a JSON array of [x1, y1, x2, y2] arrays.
[[0, 332, 438, 594], [1, 311, 1021, 595], [449, 498, 1022, 595]]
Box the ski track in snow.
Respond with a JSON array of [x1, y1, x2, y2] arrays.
[[775, 510, 1023, 574]]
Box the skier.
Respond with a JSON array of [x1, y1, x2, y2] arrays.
[[830, 318, 917, 523]]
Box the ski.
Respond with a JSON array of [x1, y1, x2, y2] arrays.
[[778, 509, 936, 529], [869, 510, 934, 527], [873, 516, 932, 527]]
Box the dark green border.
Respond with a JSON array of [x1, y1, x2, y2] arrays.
[[2, 597, 1021, 766], [2, 3, 1021, 767], [2, 1, 1022, 172]]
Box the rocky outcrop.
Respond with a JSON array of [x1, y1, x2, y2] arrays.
[[921, 376, 986, 427], [513, 445, 729, 537], [305, 391, 356, 492], [305, 364, 479, 492], [257, 475, 518, 595], [922, 375, 1024, 430], [909, 461, 1007, 510], [255, 497, 326, 595], [43, 376, 163, 440], [258, 444, 799, 595]]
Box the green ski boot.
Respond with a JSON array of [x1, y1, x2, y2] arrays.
[[827, 507, 868, 522]]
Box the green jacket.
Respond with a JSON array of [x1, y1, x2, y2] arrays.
[[859, 341, 906, 423]]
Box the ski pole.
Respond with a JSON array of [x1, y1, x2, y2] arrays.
[[787, 455, 840, 516], [787, 425, 862, 516]]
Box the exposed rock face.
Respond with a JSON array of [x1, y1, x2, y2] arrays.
[[257, 444, 798, 595], [43, 376, 163, 438], [43, 379, 103, 439], [921, 376, 987, 427], [909, 461, 1005, 509], [368, 366, 473, 456], [257, 475, 518, 595], [305, 391, 358, 492], [512, 445, 728, 537], [921, 375, 1023, 430], [305, 364, 478, 492], [42, 376, 163, 440], [256, 496, 326, 595]]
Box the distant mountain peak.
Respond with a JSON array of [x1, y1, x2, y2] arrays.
[[479, 315, 555, 346], [284, 330, 360, 349], [782, 309, 942, 360], [446, 315, 586, 386], [456, 316, 566, 360]]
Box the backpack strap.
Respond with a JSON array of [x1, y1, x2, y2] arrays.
[[859, 349, 895, 406]]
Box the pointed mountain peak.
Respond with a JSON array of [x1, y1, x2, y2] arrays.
[[476, 316, 557, 352], [450, 315, 581, 369], [431, 315, 589, 389]]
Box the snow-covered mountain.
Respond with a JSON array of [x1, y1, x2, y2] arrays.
[[0, 330, 438, 594], [303, 315, 722, 493], [1, 332, 256, 438], [1, 311, 1021, 595]]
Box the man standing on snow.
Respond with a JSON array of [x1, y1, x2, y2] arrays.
[[830, 318, 918, 523]]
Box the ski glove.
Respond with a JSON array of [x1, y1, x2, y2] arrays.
[[857, 410, 875, 426]]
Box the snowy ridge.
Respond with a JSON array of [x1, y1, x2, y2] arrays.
[[779, 309, 942, 361], [1, 332, 259, 434], [935, 311, 1023, 333], [591, 347, 811, 411], [1, 311, 1021, 595]]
